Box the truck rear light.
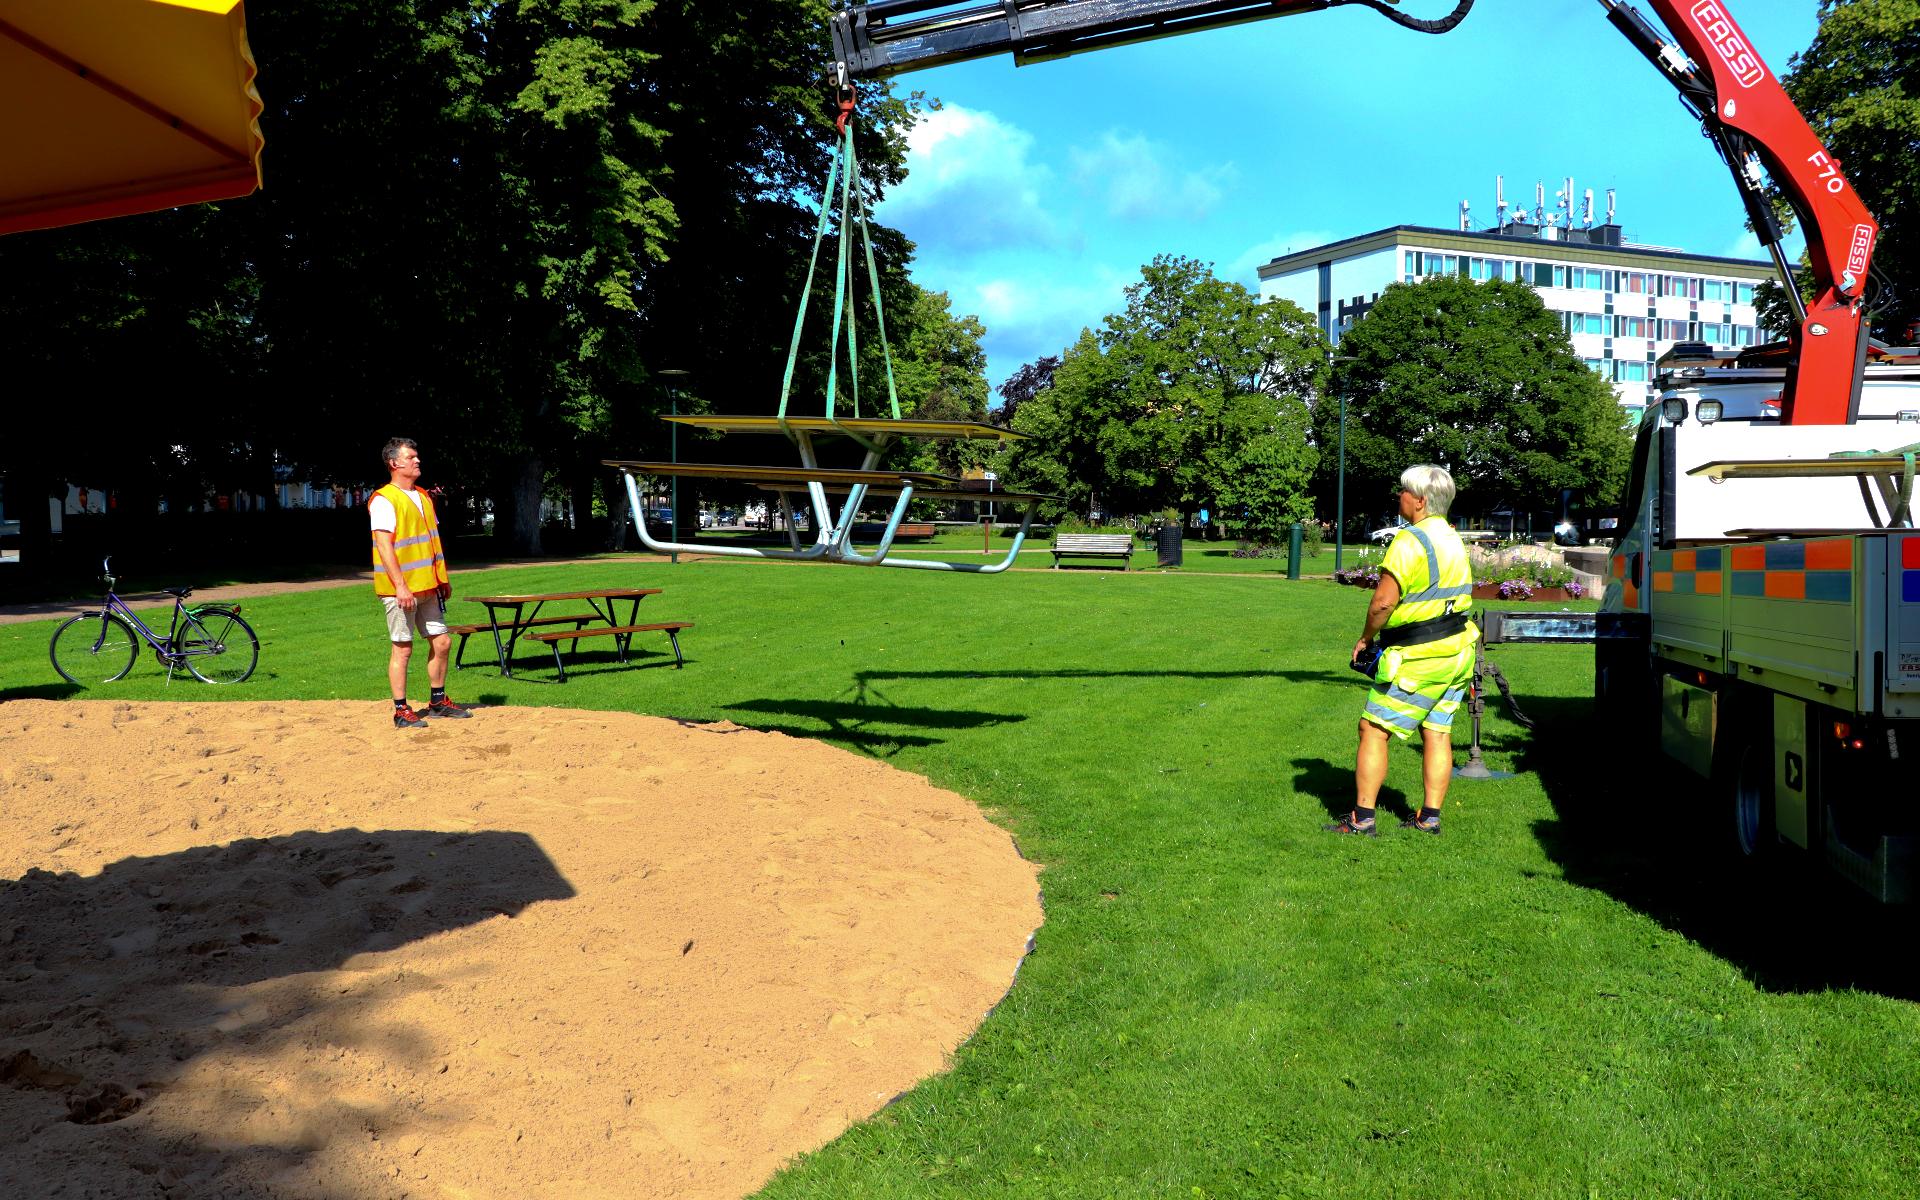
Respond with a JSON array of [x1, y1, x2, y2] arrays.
[[1832, 720, 1853, 740]]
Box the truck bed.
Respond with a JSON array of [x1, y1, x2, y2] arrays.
[[1649, 531, 1920, 717]]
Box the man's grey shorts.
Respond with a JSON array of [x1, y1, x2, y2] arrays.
[[381, 595, 449, 643]]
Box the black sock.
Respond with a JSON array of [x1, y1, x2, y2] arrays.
[[1419, 806, 1441, 825], [430, 686, 447, 705], [1352, 806, 1376, 825], [394, 698, 408, 709]]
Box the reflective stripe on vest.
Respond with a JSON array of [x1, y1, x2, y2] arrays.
[[371, 485, 449, 596], [1384, 517, 1475, 658]]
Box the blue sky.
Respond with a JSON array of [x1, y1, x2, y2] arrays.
[[869, 0, 1820, 398]]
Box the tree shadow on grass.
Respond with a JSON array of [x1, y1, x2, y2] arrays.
[[1485, 690, 1920, 1001], [1, 828, 575, 1195]]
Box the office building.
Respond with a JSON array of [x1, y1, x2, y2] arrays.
[[1256, 186, 1779, 409]]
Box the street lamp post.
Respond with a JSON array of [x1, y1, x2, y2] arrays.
[[658, 369, 690, 565], [1335, 391, 1347, 574]]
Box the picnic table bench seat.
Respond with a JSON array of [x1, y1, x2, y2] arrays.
[[447, 614, 597, 668], [1051, 532, 1135, 569], [525, 621, 694, 680]]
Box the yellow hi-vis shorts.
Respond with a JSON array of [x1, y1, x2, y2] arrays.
[[1361, 640, 1477, 741]]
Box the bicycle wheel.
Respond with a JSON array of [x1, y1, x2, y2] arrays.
[[179, 607, 259, 685], [49, 612, 138, 685]]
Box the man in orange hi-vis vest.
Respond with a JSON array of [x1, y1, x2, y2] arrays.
[[370, 438, 472, 729]]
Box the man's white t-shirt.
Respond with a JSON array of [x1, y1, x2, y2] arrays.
[[369, 487, 427, 534]]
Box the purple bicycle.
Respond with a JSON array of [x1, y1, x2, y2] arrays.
[[49, 558, 259, 686]]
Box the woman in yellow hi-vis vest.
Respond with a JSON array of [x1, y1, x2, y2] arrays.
[[370, 437, 472, 729], [1328, 464, 1478, 836]]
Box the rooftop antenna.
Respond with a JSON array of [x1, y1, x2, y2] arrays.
[[1496, 174, 1508, 228], [1459, 198, 1471, 231], [1583, 188, 1595, 228], [1533, 180, 1546, 226], [1606, 188, 1617, 224]]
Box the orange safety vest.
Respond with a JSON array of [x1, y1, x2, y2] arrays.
[[370, 484, 449, 596]]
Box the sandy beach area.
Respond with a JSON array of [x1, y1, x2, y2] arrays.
[[0, 700, 1041, 1199]]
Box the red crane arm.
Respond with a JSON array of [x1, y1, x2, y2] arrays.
[[1634, 1, 1878, 423]]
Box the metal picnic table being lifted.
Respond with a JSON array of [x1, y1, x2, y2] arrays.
[[606, 79, 1051, 574]]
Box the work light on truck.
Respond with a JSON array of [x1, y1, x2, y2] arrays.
[[1696, 399, 1723, 424], [1661, 397, 1689, 424]]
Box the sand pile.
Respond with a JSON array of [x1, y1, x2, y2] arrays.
[[0, 700, 1041, 1199]]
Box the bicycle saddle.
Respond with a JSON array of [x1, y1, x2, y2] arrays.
[[163, 586, 193, 598]]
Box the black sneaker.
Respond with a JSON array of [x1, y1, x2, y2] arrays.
[[1399, 814, 1442, 835], [425, 698, 473, 719], [1323, 813, 1378, 837], [394, 705, 427, 730]]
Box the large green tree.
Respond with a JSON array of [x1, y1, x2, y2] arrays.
[[1756, 0, 1920, 342], [0, 0, 923, 566], [1315, 275, 1630, 532], [1004, 256, 1323, 534]]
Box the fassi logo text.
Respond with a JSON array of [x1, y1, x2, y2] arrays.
[[1688, 0, 1764, 89]]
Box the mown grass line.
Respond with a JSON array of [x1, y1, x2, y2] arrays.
[[2, 560, 1915, 1198]]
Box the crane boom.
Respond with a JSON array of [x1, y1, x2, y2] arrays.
[[828, 0, 1879, 425]]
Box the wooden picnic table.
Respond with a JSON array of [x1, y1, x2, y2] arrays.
[[460, 588, 663, 677]]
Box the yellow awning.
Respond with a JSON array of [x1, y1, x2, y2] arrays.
[[0, 0, 263, 236]]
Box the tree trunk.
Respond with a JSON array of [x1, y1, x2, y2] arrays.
[[494, 459, 545, 556], [605, 474, 631, 550]]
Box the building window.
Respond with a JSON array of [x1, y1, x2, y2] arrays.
[[1614, 360, 1649, 382], [1626, 271, 1645, 293], [1736, 282, 1756, 304], [1405, 251, 1416, 274]]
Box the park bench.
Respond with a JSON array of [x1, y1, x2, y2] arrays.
[[525, 621, 694, 681], [1051, 532, 1134, 570], [852, 521, 936, 542], [448, 614, 595, 668]]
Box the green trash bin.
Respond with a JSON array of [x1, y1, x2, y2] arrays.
[[1155, 524, 1183, 568]]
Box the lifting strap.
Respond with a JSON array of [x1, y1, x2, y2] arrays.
[[1832, 440, 1918, 528], [777, 107, 902, 428]]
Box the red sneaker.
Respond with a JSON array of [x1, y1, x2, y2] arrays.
[[425, 698, 473, 719], [394, 705, 427, 729]]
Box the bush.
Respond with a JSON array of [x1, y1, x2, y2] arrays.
[[1230, 541, 1287, 560]]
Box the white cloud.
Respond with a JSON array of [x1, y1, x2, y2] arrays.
[[877, 105, 1064, 250], [1068, 131, 1234, 222], [1224, 229, 1339, 283]]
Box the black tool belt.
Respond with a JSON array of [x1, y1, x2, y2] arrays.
[[1376, 609, 1473, 649]]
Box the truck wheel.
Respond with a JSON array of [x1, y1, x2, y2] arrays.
[[1721, 728, 1776, 861]]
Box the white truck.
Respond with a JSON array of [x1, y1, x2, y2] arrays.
[[1597, 401, 1920, 900]]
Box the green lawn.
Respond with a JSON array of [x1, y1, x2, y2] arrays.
[[3, 560, 1916, 1198]]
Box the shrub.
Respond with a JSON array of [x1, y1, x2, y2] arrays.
[[1471, 547, 1575, 591]]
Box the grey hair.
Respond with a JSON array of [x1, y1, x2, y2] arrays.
[[1399, 464, 1456, 516], [381, 437, 418, 469]]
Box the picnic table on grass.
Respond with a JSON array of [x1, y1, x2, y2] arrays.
[[455, 588, 691, 680]]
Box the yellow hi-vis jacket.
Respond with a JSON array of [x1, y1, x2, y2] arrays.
[[1379, 516, 1478, 660], [370, 484, 449, 596]]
